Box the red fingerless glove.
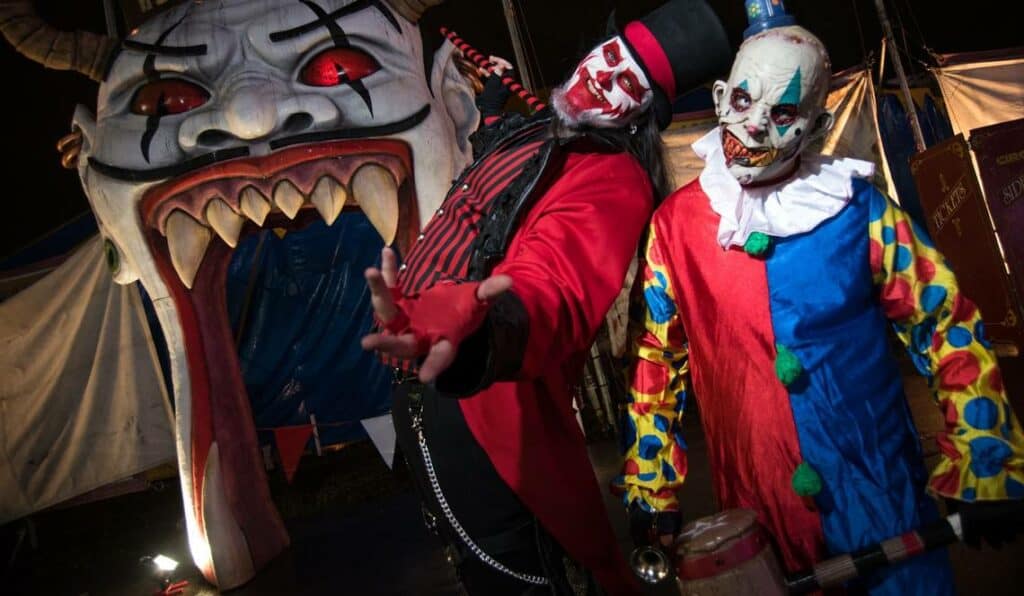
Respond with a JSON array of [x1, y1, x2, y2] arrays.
[[401, 281, 490, 355], [375, 287, 412, 334]]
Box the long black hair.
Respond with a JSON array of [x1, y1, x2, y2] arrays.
[[550, 110, 672, 205]]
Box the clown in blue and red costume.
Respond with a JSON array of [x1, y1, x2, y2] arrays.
[[614, 3, 1024, 593]]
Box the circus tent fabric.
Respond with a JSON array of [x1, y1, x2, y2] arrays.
[[0, 236, 175, 523], [0, 214, 396, 521], [932, 47, 1024, 138], [818, 68, 898, 200]]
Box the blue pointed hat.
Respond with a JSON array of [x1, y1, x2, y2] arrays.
[[743, 0, 797, 39]]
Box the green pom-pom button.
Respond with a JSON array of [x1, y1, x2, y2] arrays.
[[743, 232, 772, 257], [775, 343, 803, 386], [792, 462, 823, 497]]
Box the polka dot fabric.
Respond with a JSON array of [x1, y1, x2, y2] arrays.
[[611, 224, 689, 513], [868, 193, 1024, 501]]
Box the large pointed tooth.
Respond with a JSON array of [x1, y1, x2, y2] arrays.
[[165, 210, 211, 289], [205, 199, 244, 248], [273, 180, 305, 219], [351, 164, 398, 244], [240, 187, 271, 225], [310, 177, 348, 226]]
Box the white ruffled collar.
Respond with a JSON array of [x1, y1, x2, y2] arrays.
[[692, 129, 876, 249]]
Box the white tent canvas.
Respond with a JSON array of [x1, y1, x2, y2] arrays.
[[0, 236, 175, 523], [933, 48, 1024, 138]]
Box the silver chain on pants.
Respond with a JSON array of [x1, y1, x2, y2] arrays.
[[411, 409, 549, 586]]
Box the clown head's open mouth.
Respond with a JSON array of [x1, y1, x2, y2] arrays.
[[125, 136, 425, 586], [6, 0, 481, 585], [140, 138, 418, 289], [721, 128, 778, 168]]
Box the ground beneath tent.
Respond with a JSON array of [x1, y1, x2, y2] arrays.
[[3, 357, 1024, 595]]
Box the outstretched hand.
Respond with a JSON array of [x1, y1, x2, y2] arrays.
[[361, 247, 512, 383]]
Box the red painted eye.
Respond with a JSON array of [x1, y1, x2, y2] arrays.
[[300, 47, 380, 87], [771, 104, 799, 126], [619, 71, 646, 102], [131, 79, 209, 116], [730, 88, 752, 112], [603, 40, 622, 66]]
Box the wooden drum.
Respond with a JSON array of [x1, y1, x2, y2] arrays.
[[674, 509, 788, 596]]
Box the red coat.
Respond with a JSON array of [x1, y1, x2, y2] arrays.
[[452, 148, 653, 595]]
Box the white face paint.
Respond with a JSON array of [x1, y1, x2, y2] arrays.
[[552, 36, 653, 128], [70, 0, 478, 588], [711, 26, 833, 185]]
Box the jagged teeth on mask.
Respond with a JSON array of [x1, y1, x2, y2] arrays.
[[273, 180, 305, 219], [351, 164, 398, 245], [240, 186, 272, 225], [165, 210, 212, 289], [310, 176, 347, 226], [205, 198, 244, 248]]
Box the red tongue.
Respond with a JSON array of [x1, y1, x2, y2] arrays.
[[148, 231, 288, 580]]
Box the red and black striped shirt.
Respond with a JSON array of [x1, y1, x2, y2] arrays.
[[396, 122, 547, 295]]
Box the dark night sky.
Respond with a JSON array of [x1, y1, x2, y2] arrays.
[[2, 0, 1021, 259]]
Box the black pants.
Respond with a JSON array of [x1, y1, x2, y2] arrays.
[[392, 382, 593, 596]]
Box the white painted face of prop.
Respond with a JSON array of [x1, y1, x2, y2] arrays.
[[68, 0, 477, 588]]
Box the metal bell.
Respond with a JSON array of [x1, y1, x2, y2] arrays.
[[630, 546, 674, 585]]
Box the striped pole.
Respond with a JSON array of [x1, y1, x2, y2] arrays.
[[786, 513, 963, 594], [440, 26, 547, 114]]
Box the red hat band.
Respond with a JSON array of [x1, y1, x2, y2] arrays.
[[623, 21, 678, 100]]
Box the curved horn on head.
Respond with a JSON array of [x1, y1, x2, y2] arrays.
[[384, 0, 444, 23], [0, 0, 116, 81]]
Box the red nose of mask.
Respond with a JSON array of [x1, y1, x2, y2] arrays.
[[596, 70, 613, 91]]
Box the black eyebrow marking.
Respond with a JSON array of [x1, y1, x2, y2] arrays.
[[123, 40, 208, 57], [298, 0, 349, 46], [140, 9, 193, 164], [270, 0, 400, 42], [292, 0, 376, 116]]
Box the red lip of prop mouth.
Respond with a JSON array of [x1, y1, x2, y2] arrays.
[[722, 128, 778, 167], [141, 139, 413, 236], [140, 137, 423, 583], [140, 138, 420, 291]]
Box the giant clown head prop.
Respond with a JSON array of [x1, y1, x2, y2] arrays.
[[712, 5, 833, 186], [1, 0, 477, 588]]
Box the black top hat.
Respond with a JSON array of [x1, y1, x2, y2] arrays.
[[614, 0, 732, 129]]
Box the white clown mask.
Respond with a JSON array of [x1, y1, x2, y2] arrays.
[[552, 36, 653, 128], [712, 26, 833, 185]]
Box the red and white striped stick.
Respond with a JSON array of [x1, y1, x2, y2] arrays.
[[440, 26, 547, 114]]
